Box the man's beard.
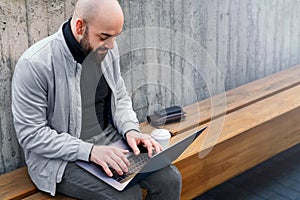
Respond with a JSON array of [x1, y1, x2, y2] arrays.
[[80, 27, 108, 62]]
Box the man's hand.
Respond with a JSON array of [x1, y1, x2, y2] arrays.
[[126, 130, 163, 157], [90, 145, 130, 177]]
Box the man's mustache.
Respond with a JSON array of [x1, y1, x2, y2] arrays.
[[95, 46, 109, 53]]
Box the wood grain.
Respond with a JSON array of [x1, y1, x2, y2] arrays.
[[158, 64, 300, 135], [22, 192, 74, 200], [174, 85, 300, 199], [0, 167, 37, 200]]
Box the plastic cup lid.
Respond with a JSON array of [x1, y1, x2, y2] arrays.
[[151, 129, 171, 140]]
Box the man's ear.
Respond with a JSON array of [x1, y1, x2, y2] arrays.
[[75, 18, 85, 36]]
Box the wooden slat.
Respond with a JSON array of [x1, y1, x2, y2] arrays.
[[153, 65, 300, 135], [0, 167, 37, 200], [22, 192, 74, 200], [174, 84, 300, 199]]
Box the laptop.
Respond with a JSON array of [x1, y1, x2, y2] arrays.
[[76, 126, 207, 191]]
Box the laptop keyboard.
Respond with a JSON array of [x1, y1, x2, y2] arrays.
[[109, 153, 151, 183]]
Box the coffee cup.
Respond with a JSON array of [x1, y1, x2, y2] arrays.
[[151, 129, 171, 149]]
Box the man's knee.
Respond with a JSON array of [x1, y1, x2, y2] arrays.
[[155, 164, 182, 185], [164, 165, 182, 189], [140, 165, 182, 199], [119, 185, 143, 200]]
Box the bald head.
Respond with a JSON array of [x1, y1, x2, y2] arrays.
[[73, 0, 124, 26], [70, 0, 124, 54], [71, 0, 124, 36]]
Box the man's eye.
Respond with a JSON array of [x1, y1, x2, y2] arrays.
[[99, 35, 109, 41]]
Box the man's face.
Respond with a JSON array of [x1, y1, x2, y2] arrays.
[[79, 18, 123, 62]]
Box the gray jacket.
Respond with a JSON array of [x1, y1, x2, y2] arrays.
[[11, 24, 140, 196]]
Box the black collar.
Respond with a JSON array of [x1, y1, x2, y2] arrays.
[[63, 18, 86, 64]]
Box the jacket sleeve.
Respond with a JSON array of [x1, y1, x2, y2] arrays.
[[111, 44, 141, 137], [114, 77, 141, 137], [11, 58, 93, 162]]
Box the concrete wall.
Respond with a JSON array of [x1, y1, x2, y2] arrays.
[[0, 0, 300, 174]]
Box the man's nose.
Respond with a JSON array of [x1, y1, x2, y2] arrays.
[[104, 37, 115, 49]]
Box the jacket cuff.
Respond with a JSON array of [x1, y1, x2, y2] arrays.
[[77, 141, 94, 161], [121, 122, 140, 138]]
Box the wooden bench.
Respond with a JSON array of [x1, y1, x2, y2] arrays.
[[175, 84, 300, 199], [1, 64, 300, 200], [155, 64, 300, 135]]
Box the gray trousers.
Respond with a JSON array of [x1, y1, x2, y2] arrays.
[[57, 162, 181, 200], [57, 125, 182, 199]]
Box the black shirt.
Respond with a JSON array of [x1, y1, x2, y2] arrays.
[[62, 19, 112, 133]]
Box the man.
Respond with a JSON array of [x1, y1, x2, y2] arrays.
[[11, 0, 182, 199]]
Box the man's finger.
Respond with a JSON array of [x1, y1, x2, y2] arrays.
[[107, 158, 124, 176], [120, 149, 130, 166], [114, 158, 129, 174], [127, 137, 140, 155], [100, 162, 113, 177], [142, 139, 154, 157], [114, 150, 130, 171], [152, 139, 163, 153]]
